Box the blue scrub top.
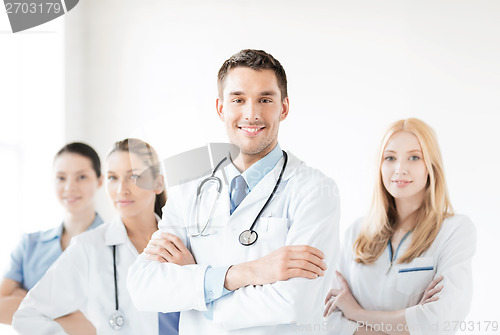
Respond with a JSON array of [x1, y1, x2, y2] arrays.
[[4, 213, 103, 290]]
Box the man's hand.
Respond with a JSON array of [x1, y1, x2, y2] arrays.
[[144, 233, 196, 265], [418, 275, 443, 305], [224, 245, 326, 291]]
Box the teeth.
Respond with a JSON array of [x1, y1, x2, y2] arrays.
[[242, 128, 260, 133]]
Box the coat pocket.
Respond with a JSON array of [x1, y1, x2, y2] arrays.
[[396, 256, 434, 296], [255, 217, 289, 248]]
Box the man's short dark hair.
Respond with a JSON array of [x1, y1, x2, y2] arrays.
[[217, 49, 288, 102]]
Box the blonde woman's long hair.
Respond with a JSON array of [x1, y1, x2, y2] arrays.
[[354, 118, 453, 264]]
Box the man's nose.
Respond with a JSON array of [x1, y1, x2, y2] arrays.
[[243, 100, 260, 121]]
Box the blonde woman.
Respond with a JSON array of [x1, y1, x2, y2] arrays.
[[324, 118, 476, 335], [13, 139, 179, 335]]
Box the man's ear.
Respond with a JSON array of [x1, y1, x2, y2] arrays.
[[216, 98, 225, 121], [280, 97, 290, 121]]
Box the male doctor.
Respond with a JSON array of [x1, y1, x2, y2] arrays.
[[128, 49, 340, 334]]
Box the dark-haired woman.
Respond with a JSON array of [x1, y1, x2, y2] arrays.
[[0, 142, 104, 329], [13, 139, 179, 335]]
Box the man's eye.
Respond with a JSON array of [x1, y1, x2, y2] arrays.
[[232, 99, 243, 103], [131, 175, 139, 181], [260, 98, 272, 103], [78, 175, 87, 180]]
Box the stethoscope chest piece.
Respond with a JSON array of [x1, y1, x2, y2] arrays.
[[109, 311, 124, 330], [239, 229, 258, 246]]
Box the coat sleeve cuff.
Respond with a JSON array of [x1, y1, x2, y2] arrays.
[[204, 265, 232, 304]]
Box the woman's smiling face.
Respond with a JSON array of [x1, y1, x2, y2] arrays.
[[105, 151, 158, 219], [381, 131, 429, 205]]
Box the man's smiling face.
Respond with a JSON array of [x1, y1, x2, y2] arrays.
[[216, 67, 289, 165]]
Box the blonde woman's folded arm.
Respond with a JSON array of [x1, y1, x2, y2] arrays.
[[404, 218, 476, 335]]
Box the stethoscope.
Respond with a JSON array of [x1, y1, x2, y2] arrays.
[[192, 150, 288, 246], [109, 245, 125, 330]]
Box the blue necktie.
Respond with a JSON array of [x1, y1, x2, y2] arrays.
[[230, 175, 247, 214], [158, 312, 179, 334]]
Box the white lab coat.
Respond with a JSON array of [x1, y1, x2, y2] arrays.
[[327, 215, 476, 335], [13, 216, 159, 335], [128, 152, 340, 335]]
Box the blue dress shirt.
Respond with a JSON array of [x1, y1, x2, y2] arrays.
[[3, 213, 103, 290], [203, 144, 283, 317]]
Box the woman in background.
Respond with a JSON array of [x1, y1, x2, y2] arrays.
[[324, 118, 476, 335], [13, 138, 179, 335], [0, 142, 103, 333]]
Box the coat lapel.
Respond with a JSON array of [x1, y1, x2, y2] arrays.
[[227, 152, 301, 231]]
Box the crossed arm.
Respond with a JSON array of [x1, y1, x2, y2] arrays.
[[323, 218, 476, 335], [128, 177, 340, 329], [0, 278, 27, 325], [0, 278, 95, 335], [145, 232, 327, 291], [323, 272, 443, 335]]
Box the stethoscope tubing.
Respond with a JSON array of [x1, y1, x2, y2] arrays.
[[247, 151, 288, 233], [112, 245, 119, 311], [192, 157, 228, 237], [109, 245, 124, 330], [193, 151, 288, 245]]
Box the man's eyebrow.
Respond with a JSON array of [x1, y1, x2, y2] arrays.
[[260, 91, 278, 96], [228, 90, 279, 96], [229, 91, 244, 96]]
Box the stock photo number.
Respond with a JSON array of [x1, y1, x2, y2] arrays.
[[443, 320, 499, 332], [4, 0, 79, 33], [5, 2, 62, 14]]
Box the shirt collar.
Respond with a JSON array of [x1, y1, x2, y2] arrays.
[[225, 143, 283, 191], [40, 213, 104, 242], [104, 214, 160, 246], [89, 213, 104, 229], [39, 224, 64, 242]]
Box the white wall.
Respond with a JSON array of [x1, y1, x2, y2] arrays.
[[2, 0, 499, 333], [0, 14, 66, 335]]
